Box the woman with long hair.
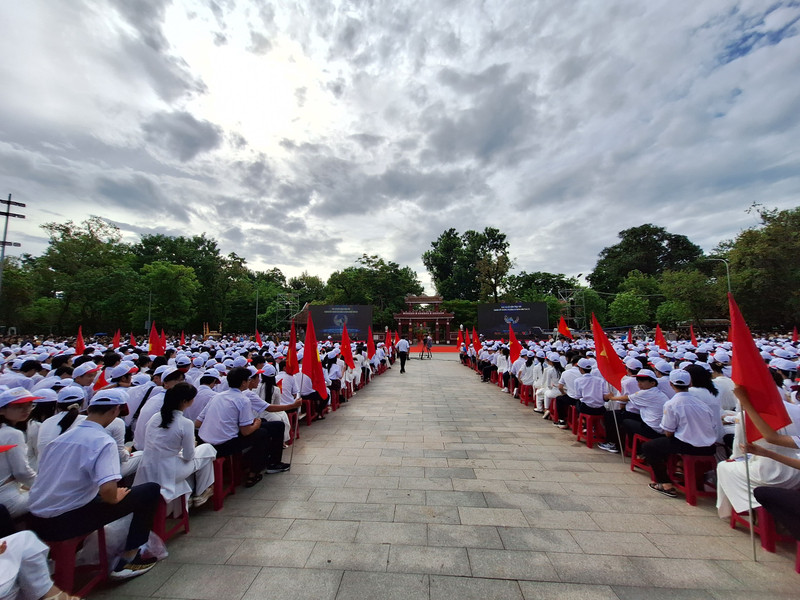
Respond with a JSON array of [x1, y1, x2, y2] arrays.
[[133, 382, 217, 508]]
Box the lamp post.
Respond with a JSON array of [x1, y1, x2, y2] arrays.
[[705, 258, 731, 294]]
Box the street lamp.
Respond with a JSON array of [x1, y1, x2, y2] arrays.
[[705, 258, 732, 294]]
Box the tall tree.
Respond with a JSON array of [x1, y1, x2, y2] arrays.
[[588, 224, 703, 293], [423, 227, 511, 300], [719, 205, 800, 328], [505, 271, 577, 299]]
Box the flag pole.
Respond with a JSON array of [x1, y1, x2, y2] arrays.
[[741, 416, 757, 561], [609, 399, 627, 465]]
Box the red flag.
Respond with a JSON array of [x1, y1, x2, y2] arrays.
[[591, 313, 627, 392], [110, 329, 120, 349], [627, 328, 633, 344], [130, 333, 136, 347], [472, 327, 481, 355], [75, 326, 85, 355], [255, 330, 263, 346], [302, 314, 328, 400], [180, 331, 185, 346], [367, 326, 376, 359], [793, 326, 798, 343], [284, 321, 299, 375], [456, 329, 464, 348], [148, 322, 159, 355], [340, 323, 356, 369], [727, 326, 732, 342], [93, 369, 109, 391], [508, 325, 522, 363], [654, 324, 668, 350], [394, 331, 400, 346], [385, 329, 391, 347], [728, 293, 791, 442], [148, 322, 159, 354], [689, 324, 698, 347], [557, 316, 574, 340]]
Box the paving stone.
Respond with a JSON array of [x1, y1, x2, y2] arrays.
[[497, 526, 582, 553], [356, 521, 428, 545], [387, 544, 471, 575], [226, 538, 316, 567], [306, 541, 390, 571], [518, 581, 620, 600], [394, 504, 461, 524], [153, 564, 261, 599], [284, 518, 360, 542], [431, 575, 523, 599], [329, 501, 396, 522], [427, 524, 504, 549], [459, 506, 529, 527], [467, 548, 559, 581], [335, 572, 429, 600], [241, 567, 342, 600]]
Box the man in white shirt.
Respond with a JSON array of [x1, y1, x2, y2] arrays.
[[28, 390, 161, 580], [396, 336, 410, 374]]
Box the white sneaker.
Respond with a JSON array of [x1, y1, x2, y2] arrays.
[[501, 388, 508, 393], [191, 486, 214, 508], [598, 442, 620, 454]]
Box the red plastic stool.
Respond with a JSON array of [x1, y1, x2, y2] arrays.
[[490, 371, 498, 384], [567, 405, 577, 432], [48, 528, 108, 597], [669, 454, 717, 506], [576, 413, 606, 449], [153, 495, 190, 542], [629, 434, 655, 481], [549, 399, 559, 423], [520, 385, 533, 406], [286, 410, 300, 445], [212, 453, 242, 511], [730, 505, 792, 552]]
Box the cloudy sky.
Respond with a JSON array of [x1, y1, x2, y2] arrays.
[[1, 0, 798, 292]]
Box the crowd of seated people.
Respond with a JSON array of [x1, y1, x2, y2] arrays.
[[0, 332, 396, 596], [462, 331, 800, 566]]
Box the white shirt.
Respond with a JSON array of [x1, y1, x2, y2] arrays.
[[656, 375, 676, 399], [0, 426, 36, 487], [396, 339, 410, 352], [133, 389, 165, 451], [133, 410, 198, 500], [276, 372, 299, 405], [184, 384, 216, 423], [627, 387, 669, 433], [660, 391, 717, 447], [198, 388, 254, 445], [575, 372, 606, 408], [125, 382, 157, 426], [37, 412, 88, 456], [689, 387, 724, 443], [558, 367, 581, 398], [30, 420, 120, 518]]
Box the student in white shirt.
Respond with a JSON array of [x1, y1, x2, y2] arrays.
[[0, 389, 38, 518], [641, 369, 717, 498], [133, 367, 185, 452], [600, 370, 668, 454], [182, 371, 220, 423], [29, 389, 161, 580], [134, 383, 216, 508]]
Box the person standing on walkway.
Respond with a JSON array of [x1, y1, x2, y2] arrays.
[[397, 336, 410, 373]]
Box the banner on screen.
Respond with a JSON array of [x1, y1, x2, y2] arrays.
[[309, 305, 373, 340], [477, 302, 549, 337]]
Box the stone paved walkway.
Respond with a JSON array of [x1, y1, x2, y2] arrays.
[[96, 356, 799, 599]]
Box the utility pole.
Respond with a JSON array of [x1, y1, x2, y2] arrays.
[[0, 194, 26, 307]]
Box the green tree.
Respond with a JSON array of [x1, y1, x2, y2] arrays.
[[288, 272, 327, 307], [718, 205, 800, 328], [659, 269, 723, 323], [38, 217, 138, 332], [326, 254, 423, 328], [441, 300, 478, 330], [655, 300, 692, 329], [0, 257, 34, 327], [422, 227, 511, 300], [619, 269, 662, 316], [133, 261, 200, 331], [608, 291, 650, 326], [588, 224, 703, 293], [505, 271, 577, 299]]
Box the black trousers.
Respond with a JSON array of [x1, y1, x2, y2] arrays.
[[622, 419, 663, 446], [642, 436, 715, 484], [482, 365, 497, 382], [555, 395, 578, 423], [398, 351, 408, 372], [303, 391, 328, 419], [603, 410, 642, 447], [576, 401, 605, 416], [212, 427, 277, 473], [754, 486, 800, 540], [30, 482, 160, 550], [502, 372, 510, 388]]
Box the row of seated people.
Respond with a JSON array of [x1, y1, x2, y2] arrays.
[[0, 345, 393, 597], [462, 342, 800, 568]]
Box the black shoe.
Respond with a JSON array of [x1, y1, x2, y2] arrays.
[[265, 462, 291, 474], [109, 551, 157, 580]]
